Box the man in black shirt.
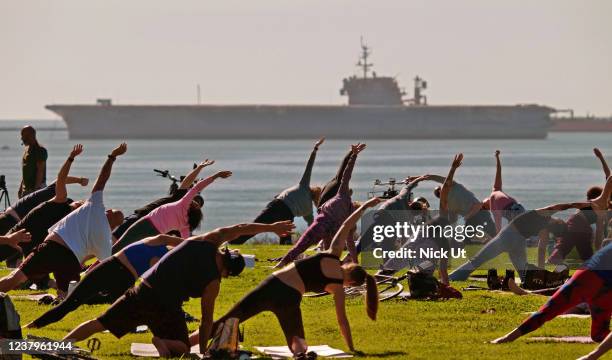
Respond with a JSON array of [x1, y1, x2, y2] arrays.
[[64, 221, 294, 357], [19, 126, 48, 198]]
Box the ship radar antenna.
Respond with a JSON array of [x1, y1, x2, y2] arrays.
[[357, 36, 373, 79]]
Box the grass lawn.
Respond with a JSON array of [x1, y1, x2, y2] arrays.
[[4, 245, 603, 360]]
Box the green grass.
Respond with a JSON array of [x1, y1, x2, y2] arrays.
[[4, 245, 604, 360]]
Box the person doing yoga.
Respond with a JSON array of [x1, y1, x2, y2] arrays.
[[448, 192, 605, 282], [0, 174, 87, 236], [231, 138, 324, 245], [112, 166, 231, 253], [380, 154, 463, 284], [112, 161, 211, 240], [27, 234, 184, 329], [422, 171, 497, 239], [0, 145, 88, 263], [481, 150, 526, 232], [202, 197, 381, 358], [491, 241, 611, 345], [63, 221, 295, 357], [275, 143, 365, 267], [0, 143, 127, 294]]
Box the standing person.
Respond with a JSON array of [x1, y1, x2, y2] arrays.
[[275, 143, 365, 267], [63, 221, 295, 357], [111, 168, 232, 253], [26, 234, 184, 329], [112, 161, 213, 240], [491, 241, 611, 346], [19, 125, 48, 198], [231, 138, 324, 245], [0, 143, 127, 294], [481, 150, 525, 233], [205, 198, 380, 358], [0, 145, 88, 264]]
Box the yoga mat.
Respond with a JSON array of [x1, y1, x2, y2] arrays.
[[527, 336, 594, 344], [12, 293, 55, 302], [130, 343, 203, 358], [254, 345, 352, 359], [523, 312, 590, 319]]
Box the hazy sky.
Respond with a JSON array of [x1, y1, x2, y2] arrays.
[[1, 0, 611, 119]]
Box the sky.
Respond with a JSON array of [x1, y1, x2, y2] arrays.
[[1, 0, 611, 119]]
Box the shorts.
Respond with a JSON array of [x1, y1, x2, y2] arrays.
[[97, 284, 189, 347], [19, 240, 81, 292]]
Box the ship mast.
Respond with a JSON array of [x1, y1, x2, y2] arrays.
[[357, 37, 373, 79]]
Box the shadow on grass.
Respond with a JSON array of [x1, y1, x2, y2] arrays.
[[361, 350, 409, 358]]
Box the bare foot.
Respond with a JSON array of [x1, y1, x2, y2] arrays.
[[152, 336, 170, 357], [507, 278, 530, 296]]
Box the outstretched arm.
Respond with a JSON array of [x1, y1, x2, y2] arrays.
[[493, 150, 502, 192], [54, 144, 83, 203], [333, 289, 355, 352], [440, 154, 463, 216], [92, 143, 127, 193], [199, 280, 219, 354], [338, 143, 365, 196], [179, 159, 215, 190], [142, 234, 184, 248], [591, 176, 612, 250], [299, 138, 324, 186], [197, 221, 295, 248], [333, 150, 353, 182], [329, 197, 383, 257], [65, 176, 89, 186], [177, 171, 232, 210], [594, 148, 611, 179], [535, 202, 591, 215]]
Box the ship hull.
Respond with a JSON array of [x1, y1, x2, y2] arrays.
[[46, 104, 552, 139]]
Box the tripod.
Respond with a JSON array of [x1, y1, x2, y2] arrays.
[[0, 185, 11, 210]]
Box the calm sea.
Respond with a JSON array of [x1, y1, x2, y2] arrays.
[[0, 120, 610, 234]]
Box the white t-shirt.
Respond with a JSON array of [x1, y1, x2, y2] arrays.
[[49, 191, 112, 263]]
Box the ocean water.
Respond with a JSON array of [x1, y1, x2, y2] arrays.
[[0, 120, 610, 234]]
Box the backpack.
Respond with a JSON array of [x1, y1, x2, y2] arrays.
[[0, 292, 22, 360]]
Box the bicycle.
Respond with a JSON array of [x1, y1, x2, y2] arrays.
[[303, 272, 407, 302]]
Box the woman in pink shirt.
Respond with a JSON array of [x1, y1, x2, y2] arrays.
[[481, 150, 525, 233], [112, 169, 232, 253]]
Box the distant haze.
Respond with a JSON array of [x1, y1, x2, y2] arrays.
[[1, 0, 611, 119]]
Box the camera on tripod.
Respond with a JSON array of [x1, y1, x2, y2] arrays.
[[0, 175, 10, 210], [368, 177, 411, 200]]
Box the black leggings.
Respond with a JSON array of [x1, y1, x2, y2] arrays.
[[32, 256, 136, 328], [214, 276, 304, 347], [231, 199, 294, 245]]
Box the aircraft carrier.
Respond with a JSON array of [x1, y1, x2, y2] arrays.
[[46, 42, 554, 140]]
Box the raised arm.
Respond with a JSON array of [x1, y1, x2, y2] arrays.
[[299, 138, 324, 186], [329, 197, 383, 257], [198, 221, 295, 248], [493, 150, 502, 192], [421, 174, 446, 184], [333, 149, 353, 182], [177, 171, 232, 210], [591, 176, 612, 250], [92, 143, 127, 193], [594, 148, 611, 179], [179, 159, 215, 190], [54, 144, 83, 203], [338, 143, 365, 196], [440, 154, 463, 216]]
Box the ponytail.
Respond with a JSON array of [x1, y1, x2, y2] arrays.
[[345, 264, 379, 321], [365, 274, 379, 321]]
